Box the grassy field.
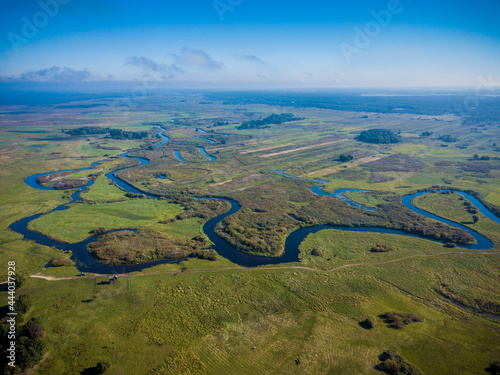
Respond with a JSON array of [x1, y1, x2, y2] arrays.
[[6, 253, 499, 375], [82, 175, 129, 202], [298, 229, 450, 269], [28, 199, 185, 243], [414, 192, 500, 246]]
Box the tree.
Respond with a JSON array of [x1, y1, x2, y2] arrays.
[[472, 215, 479, 223], [93, 227, 107, 236], [356, 129, 402, 144], [338, 154, 354, 162], [17, 295, 31, 314], [15, 271, 30, 288], [312, 248, 323, 257]]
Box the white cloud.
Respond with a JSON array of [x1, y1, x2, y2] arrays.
[[124, 56, 183, 79], [240, 54, 266, 64], [173, 48, 224, 70], [17, 66, 91, 82]]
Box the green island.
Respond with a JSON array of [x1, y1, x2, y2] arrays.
[[1, 91, 499, 375]]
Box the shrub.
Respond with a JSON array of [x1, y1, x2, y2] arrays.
[[312, 248, 323, 257], [405, 313, 423, 323], [192, 249, 218, 261], [50, 257, 74, 267], [438, 134, 459, 143], [17, 295, 31, 315], [371, 244, 393, 252], [15, 271, 30, 288], [338, 154, 354, 162], [383, 311, 422, 329], [389, 315, 404, 329], [93, 227, 107, 236], [377, 350, 424, 375], [382, 359, 399, 375]]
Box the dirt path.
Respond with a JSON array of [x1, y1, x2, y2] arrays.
[[260, 139, 349, 157], [209, 179, 233, 186], [240, 143, 295, 154], [20, 251, 498, 282]]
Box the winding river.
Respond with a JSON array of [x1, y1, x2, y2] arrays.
[[9, 126, 498, 273]]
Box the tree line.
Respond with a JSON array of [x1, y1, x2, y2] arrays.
[[64, 126, 148, 140], [236, 113, 303, 130]]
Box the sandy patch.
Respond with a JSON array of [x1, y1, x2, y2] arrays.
[[260, 139, 349, 158], [240, 143, 295, 154], [210, 179, 233, 186]]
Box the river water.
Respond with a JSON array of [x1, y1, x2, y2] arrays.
[[9, 126, 498, 273]]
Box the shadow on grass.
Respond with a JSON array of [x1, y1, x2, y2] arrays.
[[80, 366, 100, 375], [358, 320, 374, 330]]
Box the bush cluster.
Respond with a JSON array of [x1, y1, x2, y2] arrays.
[[376, 350, 424, 375], [371, 244, 393, 252], [383, 311, 422, 329]]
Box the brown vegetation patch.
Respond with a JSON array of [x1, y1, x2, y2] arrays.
[[241, 173, 265, 182], [329, 169, 369, 181], [434, 160, 456, 167], [87, 230, 210, 265], [383, 311, 422, 329], [365, 154, 425, 172], [36, 172, 98, 189], [460, 162, 497, 174], [369, 173, 395, 183]]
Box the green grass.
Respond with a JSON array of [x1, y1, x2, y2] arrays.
[[82, 175, 128, 201], [298, 229, 450, 270], [414, 192, 500, 246], [343, 191, 390, 208], [9, 256, 500, 375], [414, 192, 475, 223], [29, 199, 184, 243]]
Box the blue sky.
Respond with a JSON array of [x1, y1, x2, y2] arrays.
[[0, 0, 499, 88]]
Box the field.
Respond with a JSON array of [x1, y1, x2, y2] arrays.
[[0, 91, 499, 374]]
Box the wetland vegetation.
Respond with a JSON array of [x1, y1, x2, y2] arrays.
[[0, 90, 499, 374]]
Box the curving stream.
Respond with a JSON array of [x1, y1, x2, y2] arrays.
[[9, 127, 498, 273]]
